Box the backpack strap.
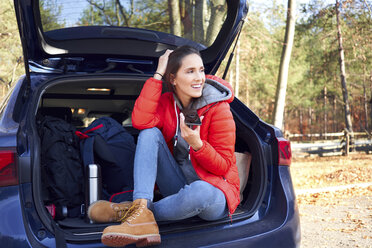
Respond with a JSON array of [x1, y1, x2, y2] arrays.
[[76, 123, 104, 166], [80, 136, 95, 166], [76, 123, 104, 139]]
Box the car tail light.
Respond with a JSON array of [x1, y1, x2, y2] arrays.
[[277, 137, 291, 166], [0, 149, 19, 186]]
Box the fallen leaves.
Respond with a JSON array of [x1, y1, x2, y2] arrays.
[[296, 186, 372, 205], [292, 154, 372, 248], [292, 153, 372, 192]]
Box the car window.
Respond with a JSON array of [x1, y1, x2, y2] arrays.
[[39, 0, 227, 47]]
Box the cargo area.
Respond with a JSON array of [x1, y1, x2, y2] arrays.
[[31, 74, 267, 240]]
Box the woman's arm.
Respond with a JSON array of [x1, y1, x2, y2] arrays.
[[131, 77, 164, 129], [131, 50, 173, 130]]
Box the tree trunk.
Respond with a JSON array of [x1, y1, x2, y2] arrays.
[[323, 86, 328, 139], [114, 0, 133, 26], [115, 0, 122, 25], [299, 109, 303, 136], [183, 0, 193, 40], [335, 0, 354, 141], [168, 0, 181, 36], [333, 97, 337, 132], [246, 82, 249, 106], [272, 0, 296, 130], [308, 107, 313, 137], [205, 0, 225, 46], [194, 0, 205, 44], [370, 70, 372, 132], [235, 39, 240, 98], [90, 6, 94, 25], [362, 64, 369, 131], [9, 57, 21, 87]]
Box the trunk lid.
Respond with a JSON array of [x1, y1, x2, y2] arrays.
[[14, 0, 248, 76]]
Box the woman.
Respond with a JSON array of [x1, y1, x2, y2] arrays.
[[88, 46, 240, 247]]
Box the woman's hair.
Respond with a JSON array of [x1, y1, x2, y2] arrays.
[[163, 45, 202, 94]]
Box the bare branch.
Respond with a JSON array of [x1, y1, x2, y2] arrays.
[[363, 0, 371, 15], [9, 56, 22, 87], [86, 0, 113, 25], [115, 0, 129, 26]]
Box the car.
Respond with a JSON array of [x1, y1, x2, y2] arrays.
[[0, 0, 300, 247]]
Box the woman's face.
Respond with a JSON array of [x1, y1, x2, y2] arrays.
[[172, 53, 205, 107]]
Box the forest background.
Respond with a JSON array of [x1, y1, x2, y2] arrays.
[[0, 0, 371, 137]]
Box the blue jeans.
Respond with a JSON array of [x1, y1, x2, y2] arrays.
[[133, 127, 228, 221]]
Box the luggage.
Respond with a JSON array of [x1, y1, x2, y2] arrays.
[[37, 115, 84, 220], [77, 117, 135, 202]]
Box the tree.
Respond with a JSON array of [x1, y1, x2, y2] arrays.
[[272, 0, 296, 130], [205, 0, 225, 45], [182, 0, 194, 40], [39, 0, 65, 31], [80, 0, 134, 26], [216, 3, 285, 123], [79, 0, 226, 46], [0, 0, 23, 97], [284, 0, 371, 135], [340, 0, 372, 132], [335, 0, 353, 136], [168, 0, 181, 36]]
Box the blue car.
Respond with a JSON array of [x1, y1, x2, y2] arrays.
[[0, 0, 300, 247]]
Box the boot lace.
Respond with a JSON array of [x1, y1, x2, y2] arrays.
[[112, 203, 131, 221], [118, 203, 145, 223]]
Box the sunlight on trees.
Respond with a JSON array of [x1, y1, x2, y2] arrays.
[[1, 0, 371, 137]]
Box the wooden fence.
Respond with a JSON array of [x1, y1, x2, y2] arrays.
[[289, 131, 372, 157]]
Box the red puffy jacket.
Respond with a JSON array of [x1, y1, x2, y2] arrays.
[[132, 75, 240, 215]]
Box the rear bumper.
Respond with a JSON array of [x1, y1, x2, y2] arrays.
[[0, 185, 30, 247], [4, 167, 300, 248], [226, 166, 300, 248]]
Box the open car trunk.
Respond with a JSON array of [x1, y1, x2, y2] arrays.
[[31, 74, 267, 242]]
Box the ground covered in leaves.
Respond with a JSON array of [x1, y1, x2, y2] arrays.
[[291, 153, 372, 248]]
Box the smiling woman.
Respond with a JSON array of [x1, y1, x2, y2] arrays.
[[39, 0, 227, 46], [164, 48, 206, 108], [93, 45, 239, 247]]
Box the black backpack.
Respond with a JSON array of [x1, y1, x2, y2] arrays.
[[37, 115, 84, 220], [76, 117, 135, 202]]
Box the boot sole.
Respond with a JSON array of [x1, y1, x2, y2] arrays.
[[102, 232, 161, 247]]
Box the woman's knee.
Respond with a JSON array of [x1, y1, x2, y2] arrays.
[[189, 181, 225, 203], [138, 127, 163, 142], [189, 181, 227, 221]]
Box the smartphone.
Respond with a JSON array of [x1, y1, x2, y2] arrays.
[[182, 109, 202, 127]]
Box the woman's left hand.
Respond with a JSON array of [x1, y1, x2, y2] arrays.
[[180, 113, 204, 151]]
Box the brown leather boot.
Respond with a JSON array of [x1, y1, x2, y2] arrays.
[[87, 200, 132, 223], [101, 199, 161, 247]]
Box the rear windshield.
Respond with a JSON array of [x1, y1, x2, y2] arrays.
[[39, 0, 227, 47]]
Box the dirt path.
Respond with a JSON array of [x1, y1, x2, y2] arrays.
[[291, 154, 372, 248]]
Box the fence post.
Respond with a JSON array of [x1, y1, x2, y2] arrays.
[[344, 129, 350, 156]]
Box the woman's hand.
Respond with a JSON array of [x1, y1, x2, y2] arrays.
[[180, 113, 204, 151], [154, 49, 173, 80]]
